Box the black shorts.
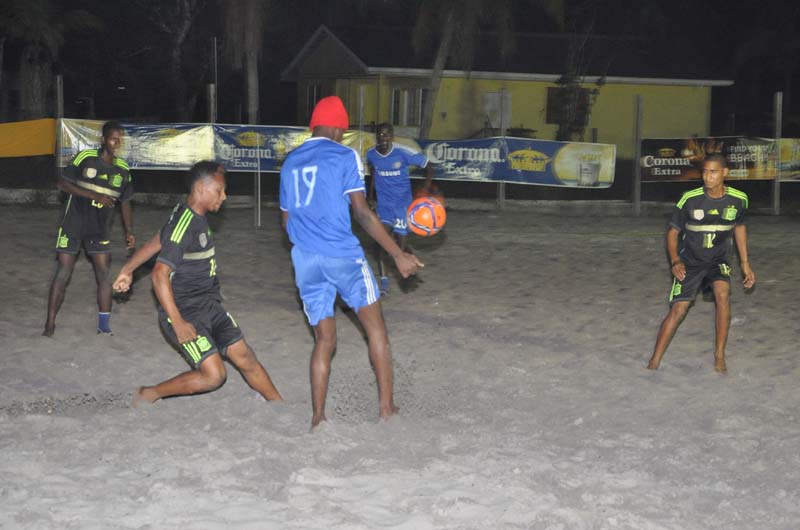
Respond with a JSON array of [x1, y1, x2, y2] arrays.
[[669, 261, 732, 304], [55, 227, 112, 255], [158, 301, 244, 369]]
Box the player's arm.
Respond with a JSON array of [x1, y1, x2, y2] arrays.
[[152, 261, 196, 344], [350, 191, 423, 277], [367, 162, 376, 204], [113, 232, 161, 292], [280, 210, 288, 231], [57, 176, 115, 208], [666, 227, 685, 281], [423, 163, 435, 190], [120, 200, 135, 249], [734, 224, 755, 288]]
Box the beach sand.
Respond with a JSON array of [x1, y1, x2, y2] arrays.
[[1, 202, 798, 529]]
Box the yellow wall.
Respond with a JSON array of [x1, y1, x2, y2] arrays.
[[327, 75, 712, 159]]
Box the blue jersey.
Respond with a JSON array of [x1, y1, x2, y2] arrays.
[[280, 137, 366, 259], [367, 144, 428, 208]]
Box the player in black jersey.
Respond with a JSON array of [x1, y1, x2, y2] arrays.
[[113, 161, 282, 405], [647, 155, 756, 372], [43, 121, 135, 336]]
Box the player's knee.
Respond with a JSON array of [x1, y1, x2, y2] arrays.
[[670, 302, 690, 319], [199, 357, 227, 388], [316, 335, 337, 353]]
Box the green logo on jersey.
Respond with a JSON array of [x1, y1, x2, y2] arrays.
[[99, 173, 108, 180], [111, 174, 123, 187], [722, 206, 737, 221], [709, 209, 719, 215], [196, 336, 213, 352]]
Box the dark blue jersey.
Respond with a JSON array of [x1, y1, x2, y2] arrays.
[[670, 186, 748, 266], [157, 203, 220, 309], [59, 149, 133, 239]]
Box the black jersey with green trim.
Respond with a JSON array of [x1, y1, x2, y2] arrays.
[[670, 186, 748, 266], [60, 149, 133, 239], [157, 203, 221, 309]]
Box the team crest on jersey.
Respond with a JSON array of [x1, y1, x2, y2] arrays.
[[85, 167, 97, 179], [692, 209, 705, 220], [111, 174, 123, 187], [199, 232, 207, 248], [722, 206, 737, 221]]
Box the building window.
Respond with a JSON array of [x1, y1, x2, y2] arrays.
[[391, 88, 428, 126], [546, 86, 592, 126], [483, 91, 512, 131]]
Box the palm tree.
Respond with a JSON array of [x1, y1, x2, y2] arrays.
[[221, 0, 268, 124], [412, 0, 564, 139], [144, 0, 208, 121], [0, 0, 101, 119]]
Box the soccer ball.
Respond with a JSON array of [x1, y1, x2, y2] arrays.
[[407, 197, 446, 237]]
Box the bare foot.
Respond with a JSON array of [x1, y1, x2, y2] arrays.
[[646, 358, 660, 370], [42, 324, 55, 337], [311, 414, 328, 431], [379, 404, 399, 421], [714, 358, 727, 373], [131, 387, 159, 408]]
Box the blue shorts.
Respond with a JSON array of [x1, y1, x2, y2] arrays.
[[377, 202, 410, 236], [291, 246, 380, 326]]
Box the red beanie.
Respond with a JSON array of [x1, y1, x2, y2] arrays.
[[309, 96, 349, 131]]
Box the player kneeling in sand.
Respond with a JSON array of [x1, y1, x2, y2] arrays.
[[647, 155, 756, 373], [113, 161, 282, 405]]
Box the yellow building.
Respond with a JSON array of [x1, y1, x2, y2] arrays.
[[282, 25, 733, 159]]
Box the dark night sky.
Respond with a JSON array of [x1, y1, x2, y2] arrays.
[[4, 0, 799, 135]]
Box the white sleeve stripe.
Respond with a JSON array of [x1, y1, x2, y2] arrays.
[[343, 186, 366, 196]]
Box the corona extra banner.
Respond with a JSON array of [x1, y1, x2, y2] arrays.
[[213, 125, 307, 171], [640, 136, 779, 181], [417, 137, 616, 187], [58, 120, 616, 186]]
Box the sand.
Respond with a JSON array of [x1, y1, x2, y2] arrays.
[[1, 201, 798, 529]]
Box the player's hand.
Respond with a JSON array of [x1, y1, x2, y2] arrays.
[[741, 263, 756, 289], [126, 233, 136, 250], [173, 318, 198, 345], [113, 272, 133, 293], [671, 260, 686, 281], [393, 251, 424, 278], [95, 193, 115, 208]]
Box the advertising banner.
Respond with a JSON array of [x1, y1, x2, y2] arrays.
[[59, 120, 214, 169], [58, 121, 616, 187], [640, 136, 778, 182], [418, 137, 616, 187], [213, 125, 307, 171], [779, 138, 800, 180]]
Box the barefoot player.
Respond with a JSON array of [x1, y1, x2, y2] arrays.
[[113, 161, 282, 405], [280, 97, 422, 428], [366, 123, 434, 294], [647, 154, 756, 372]]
